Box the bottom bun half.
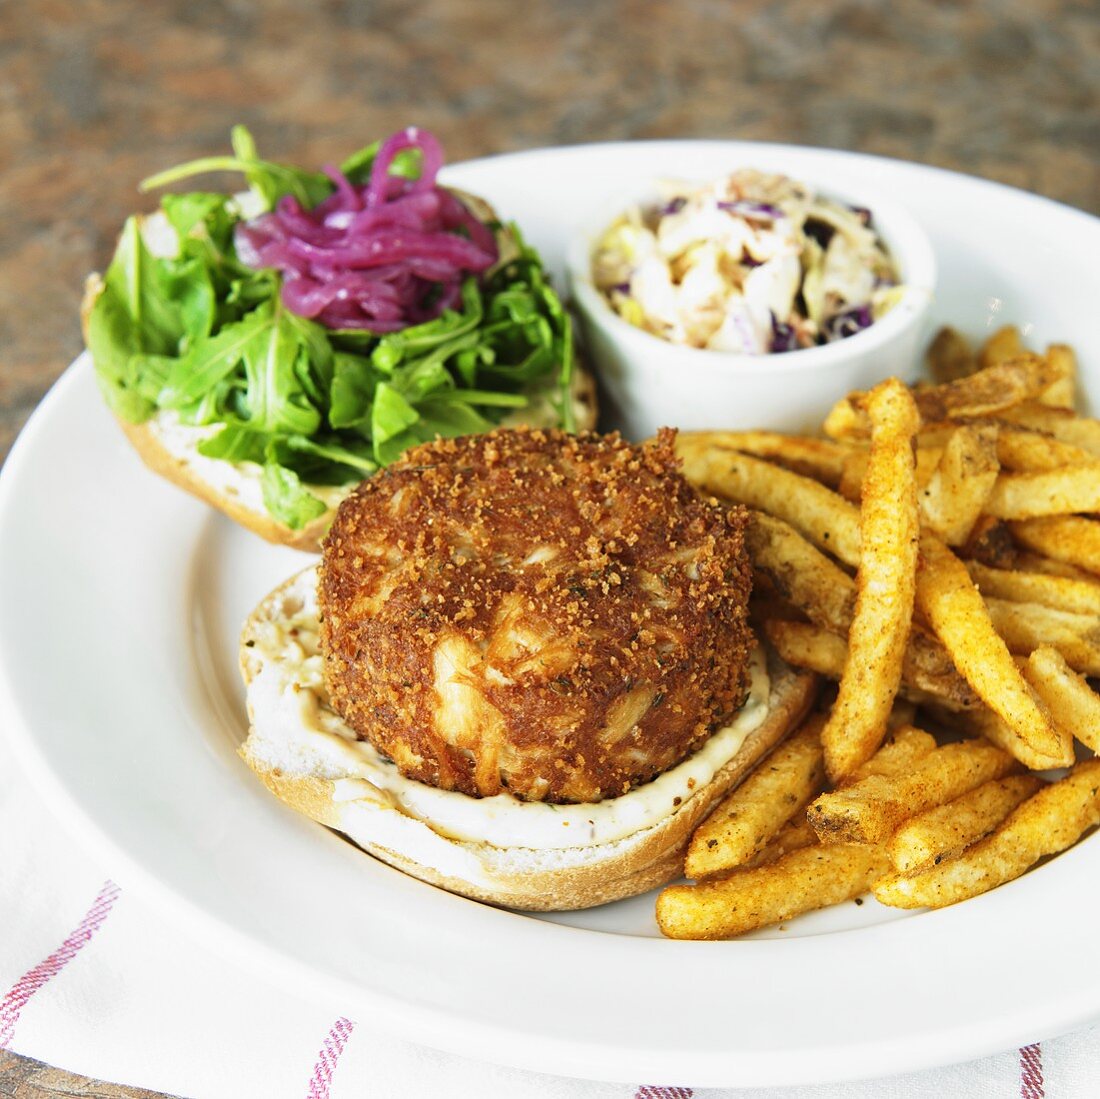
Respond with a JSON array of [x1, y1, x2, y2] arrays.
[[239, 568, 818, 912]]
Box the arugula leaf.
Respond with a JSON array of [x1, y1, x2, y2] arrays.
[[87, 285, 154, 421], [159, 311, 262, 410], [88, 216, 194, 421], [104, 217, 187, 356], [330, 351, 381, 431], [260, 460, 327, 530], [160, 193, 227, 241], [140, 127, 332, 212], [197, 422, 268, 464], [238, 300, 322, 436], [371, 383, 421, 452], [339, 141, 380, 186]]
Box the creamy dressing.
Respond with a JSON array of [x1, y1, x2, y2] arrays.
[[244, 567, 771, 851], [150, 413, 352, 515]]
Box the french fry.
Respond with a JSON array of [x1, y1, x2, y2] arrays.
[[872, 759, 1100, 909], [954, 705, 1073, 771], [808, 738, 1016, 845], [822, 379, 920, 781], [965, 560, 1100, 617], [740, 815, 820, 871], [824, 355, 1059, 438], [674, 439, 862, 568], [996, 427, 1097, 472], [1015, 551, 1100, 582], [999, 404, 1100, 455], [985, 466, 1100, 520], [837, 446, 942, 504], [850, 725, 937, 782], [926, 326, 977, 383], [915, 533, 1067, 761], [1038, 344, 1077, 409], [985, 598, 1100, 676], [764, 620, 848, 677], [685, 715, 826, 880], [657, 843, 889, 939], [920, 424, 1000, 544], [763, 619, 980, 713], [676, 431, 848, 487], [1023, 646, 1100, 754], [745, 512, 855, 633], [978, 325, 1023, 369], [887, 774, 1043, 873], [1009, 517, 1100, 577]]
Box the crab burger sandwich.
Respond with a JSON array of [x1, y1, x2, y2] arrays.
[[239, 427, 816, 910]]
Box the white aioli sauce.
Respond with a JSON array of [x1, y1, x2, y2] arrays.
[[245, 568, 770, 851]]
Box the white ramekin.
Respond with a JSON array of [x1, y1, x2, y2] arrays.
[[566, 180, 937, 440]]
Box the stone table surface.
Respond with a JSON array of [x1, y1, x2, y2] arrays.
[[1, 0, 1098, 1095]]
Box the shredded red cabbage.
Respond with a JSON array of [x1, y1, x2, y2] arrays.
[[234, 128, 498, 332], [769, 311, 800, 353], [824, 304, 874, 342]]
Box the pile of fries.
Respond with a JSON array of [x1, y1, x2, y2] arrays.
[[658, 327, 1100, 939]]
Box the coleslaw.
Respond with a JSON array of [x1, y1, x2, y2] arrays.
[[591, 169, 904, 355]]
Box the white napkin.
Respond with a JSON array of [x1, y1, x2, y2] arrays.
[[1, 727, 1093, 1099]]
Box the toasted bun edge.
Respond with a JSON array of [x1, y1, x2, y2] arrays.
[[237, 568, 818, 911]]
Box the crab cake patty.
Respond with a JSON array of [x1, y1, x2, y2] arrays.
[[318, 426, 754, 803]]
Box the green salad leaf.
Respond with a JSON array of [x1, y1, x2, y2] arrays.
[[86, 127, 575, 530]]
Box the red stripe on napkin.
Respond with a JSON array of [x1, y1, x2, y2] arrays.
[[306, 1016, 356, 1099], [1020, 1042, 1044, 1098], [0, 879, 120, 1049], [635, 1087, 693, 1098]]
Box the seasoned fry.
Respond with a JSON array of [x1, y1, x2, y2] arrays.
[[920, 424, 1000, 544], [740, 815, 819, 870], [822, 379, 919, 781], [1009, 517, 1100, 576], [926, 326, 977, 383], [996, 427, 1097, 472], [808, 738, 1016, 845], [1037, 345, 1077, 410], [887, 774, 1043, 873], [656, 843, 889, 939], [837, 446, 942, 504], [915, 533, 1067, 760], [850, 725, 937, 782], [763, 619, 980, 713], [824, 356, 1059, 438], [677, 431, 847, 487], [764, 619, 848, 677], [965, 560, 1100, 617], [985, 466, 1100, 520], [978, 325, 1023, 370], [745, 512, 855, 633], [873, 759, 1100, 909], [685, 715, 826, 880], [999, 404, 1100, 455], [1015, 551, 1099, 582], [985, 598, 1100, 676], [1023, 646, 1100, 754], [957, 705, 1073, 771], [674, 439, 862, 568]]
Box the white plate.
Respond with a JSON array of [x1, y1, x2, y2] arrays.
[[2, 143, 1099, 1088]]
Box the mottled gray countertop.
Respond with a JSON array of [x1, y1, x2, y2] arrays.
[[1, 0, 1098, 1094]]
